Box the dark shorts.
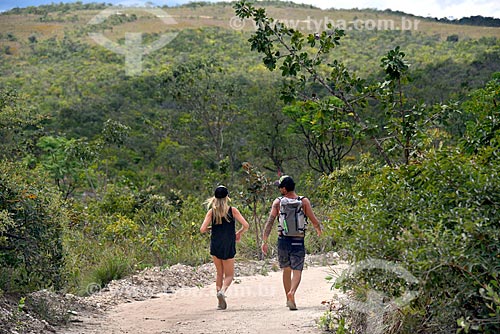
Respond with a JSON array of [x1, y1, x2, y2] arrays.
[[278, 236, 305, 271], [210, 238, 236, 260]]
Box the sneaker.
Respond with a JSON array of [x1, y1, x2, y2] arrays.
[[217, 291, 227, 310], [286, 300, 297, 310]]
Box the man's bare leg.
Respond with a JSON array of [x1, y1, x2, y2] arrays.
[[282, 266, 292, 301], [287, 269, 302, 306]]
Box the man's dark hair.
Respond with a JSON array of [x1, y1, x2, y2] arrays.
[[278, 176, 295, 192]]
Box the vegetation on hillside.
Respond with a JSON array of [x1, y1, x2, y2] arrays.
[[0, 1, 499, 333], [234, 1, 499, 332]]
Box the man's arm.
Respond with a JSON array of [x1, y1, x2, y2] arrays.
[[262, 198, 280, 241], [302, 197, 322, 236], [261, 198, 280, 255], [262, 213, 276, 242]]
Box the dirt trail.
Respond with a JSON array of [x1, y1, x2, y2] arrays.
[[60, 265, 345, 334]]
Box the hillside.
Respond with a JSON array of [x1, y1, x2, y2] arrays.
[[0, 0, 499, 185], [1, 2, 499, 52], [1, 2, 500, 333], [1, 2, 499, 107], [0, 0, 499, 177]]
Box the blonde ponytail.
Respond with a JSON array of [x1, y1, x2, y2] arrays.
[[204, 196, 230, 225]]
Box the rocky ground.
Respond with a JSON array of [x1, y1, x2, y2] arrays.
[[0, 252, 340, 334]]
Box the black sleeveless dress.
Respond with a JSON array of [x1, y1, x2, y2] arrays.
[[210, 207, 236, 260]]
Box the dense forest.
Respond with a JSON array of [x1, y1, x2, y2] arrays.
[[1, 1, 499, 333]]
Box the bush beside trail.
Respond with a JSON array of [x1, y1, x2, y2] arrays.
[[319, 77, 500, 333], [0, 162, 68, 293]]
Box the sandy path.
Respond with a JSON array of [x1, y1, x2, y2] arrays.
[[61, 265, 344, 334]]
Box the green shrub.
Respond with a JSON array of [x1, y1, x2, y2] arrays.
[[461, 73, 500, 161], [323, 149, 499, 332], [90, 255, 131, 290], [0, 161, 69, 293], [320, 79, 500, 333]]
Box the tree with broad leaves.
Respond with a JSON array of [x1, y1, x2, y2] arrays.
[[234, 1, 449, 168], [234, 0, 390, 169]]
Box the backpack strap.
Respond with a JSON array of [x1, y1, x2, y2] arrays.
[[279, 196, 305, 201], [276, 196, 283, 209]]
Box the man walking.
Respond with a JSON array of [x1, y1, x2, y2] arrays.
[[261, 175, 322, 310]]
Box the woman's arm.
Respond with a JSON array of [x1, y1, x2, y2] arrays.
[[200, 210, 212, 233], [232, 207, 249, 241]]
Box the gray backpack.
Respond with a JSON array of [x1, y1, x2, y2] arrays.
[[278, 196, 307, 237]]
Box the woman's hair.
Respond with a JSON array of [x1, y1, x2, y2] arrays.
[[204, 196, 230, 225]]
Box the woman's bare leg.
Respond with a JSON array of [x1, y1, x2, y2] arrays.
[[220, 258, 235, 294], [212, 256, 224, 292]]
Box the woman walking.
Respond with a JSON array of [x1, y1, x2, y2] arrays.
[[200, 185, 249, 310]]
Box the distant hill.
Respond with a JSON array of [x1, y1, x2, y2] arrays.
[[433, 15, 500, 27], [1, 0, 499, 46], [0, 0, 499, 105], [2, 1, 500, 28]]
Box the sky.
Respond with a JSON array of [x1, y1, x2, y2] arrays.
[[0, 0, 499, 19]]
